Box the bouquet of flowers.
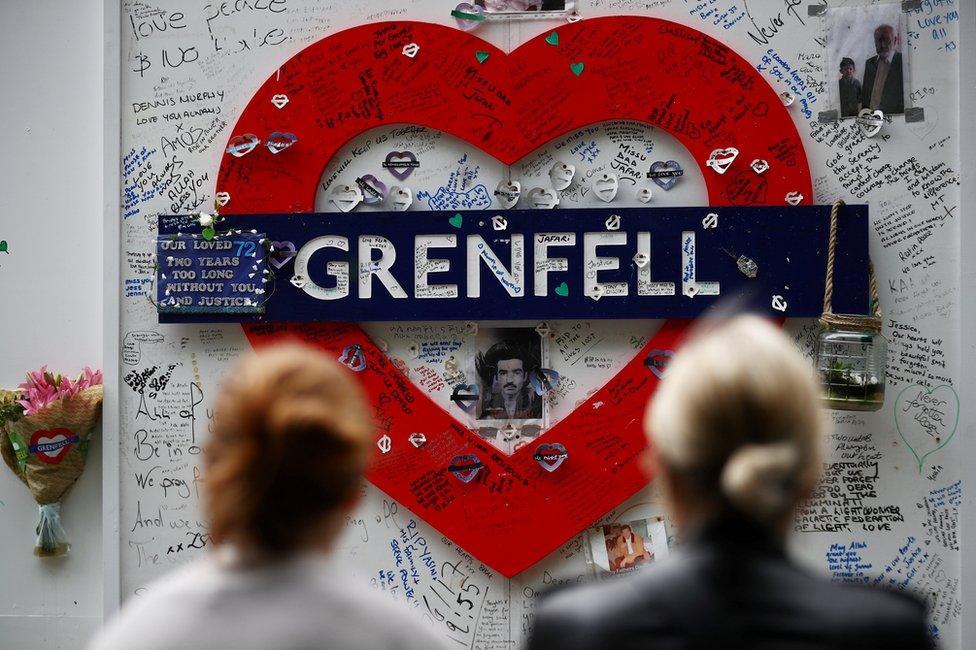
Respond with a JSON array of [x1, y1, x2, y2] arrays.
[[0, 367, 103, 557]]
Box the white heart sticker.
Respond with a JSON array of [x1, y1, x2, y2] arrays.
[[593, 173, 619, 203]]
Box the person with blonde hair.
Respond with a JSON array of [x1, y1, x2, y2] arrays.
[[528, 316, 930, 649], [91, 343, 447, 650]]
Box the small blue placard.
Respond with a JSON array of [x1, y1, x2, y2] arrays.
[[156, 232, 267, 314], [157, 205, 870, 323]]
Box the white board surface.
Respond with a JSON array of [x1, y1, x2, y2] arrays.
[[115, 1, 963, 648]]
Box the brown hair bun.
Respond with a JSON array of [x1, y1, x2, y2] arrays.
[[204, 343, 374, 556]]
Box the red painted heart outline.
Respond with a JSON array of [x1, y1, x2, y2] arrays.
[[218, 17, 812, 576]]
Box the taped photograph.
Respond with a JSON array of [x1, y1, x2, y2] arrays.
[[475, 327, 545, 421], [474, 0, 574, 17], [826, 4, 908, 118], [586, 517, 669, 577]]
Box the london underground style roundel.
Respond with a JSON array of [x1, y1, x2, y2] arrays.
[[216, 17, 814, 577]]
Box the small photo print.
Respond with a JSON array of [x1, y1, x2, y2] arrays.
[[474, 0, 573, 15], [587, 517, 669, 577], [826, 4, 907, 117], [475, 327, 544, 422]]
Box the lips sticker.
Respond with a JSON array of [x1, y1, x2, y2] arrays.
[[449, 454, 484, 483], [29, 428, 79, 465]]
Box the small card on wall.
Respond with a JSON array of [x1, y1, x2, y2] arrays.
[[585, 517, 670, 578], [156, 233, 267, 314]]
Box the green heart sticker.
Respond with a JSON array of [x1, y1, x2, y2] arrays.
[[554, 282, 569, 297], [545, 32, 559, 46], [570, 62, 584, 76], [449, 213, 463, 229], [475, 50, 489, 64], [894, 384, 959, 472], [202, 227, 216, 241]]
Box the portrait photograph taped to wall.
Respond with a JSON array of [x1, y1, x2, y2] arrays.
[[474, 327, 546, 423], [473, 0, 574, 16], [826, 4, 908, 118], [586, 517, 670, 577]]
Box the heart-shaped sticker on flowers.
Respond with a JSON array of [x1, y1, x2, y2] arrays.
[[29, 428, 79, 465], [895, 384, 959, 472]]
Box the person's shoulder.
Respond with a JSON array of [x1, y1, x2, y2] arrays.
[[821, 581, 928, 641], [528, 559, 687, 649], [87, 559, 219, 650], [321, 573, 452, 650]]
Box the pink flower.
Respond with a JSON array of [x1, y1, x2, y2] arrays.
[[15, 366, 102, 415]]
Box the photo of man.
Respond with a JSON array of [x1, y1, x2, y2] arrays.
[[861, 24, 904, 114], [475, 331, 542, 421], [605, 524, 653, 573], [586, 517, 669, 578], [826, 6, 907, 118], [838, 57, 861, 118]]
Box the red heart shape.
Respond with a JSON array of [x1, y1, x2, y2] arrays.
[[29, 428, 78, 465], [219, 18, 811, 576]]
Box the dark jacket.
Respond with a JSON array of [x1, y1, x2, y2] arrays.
[[861, 52, 904, 114], [527, 517, 931, 650]]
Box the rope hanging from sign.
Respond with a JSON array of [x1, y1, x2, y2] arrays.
[[821, 200, 882, 332]]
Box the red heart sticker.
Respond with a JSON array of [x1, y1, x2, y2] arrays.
[[29, 428, 79, 465], [220, 18, 811, 576]]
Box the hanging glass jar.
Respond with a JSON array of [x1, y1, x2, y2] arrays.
[[814, 200, 887, 412]]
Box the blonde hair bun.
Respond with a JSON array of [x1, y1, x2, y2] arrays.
[[646, 315, 825, 527], [720, 442, 799, 522]]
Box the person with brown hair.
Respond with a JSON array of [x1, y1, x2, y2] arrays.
[[90, 343, 446, 650], [527, 316, 930, 650]]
